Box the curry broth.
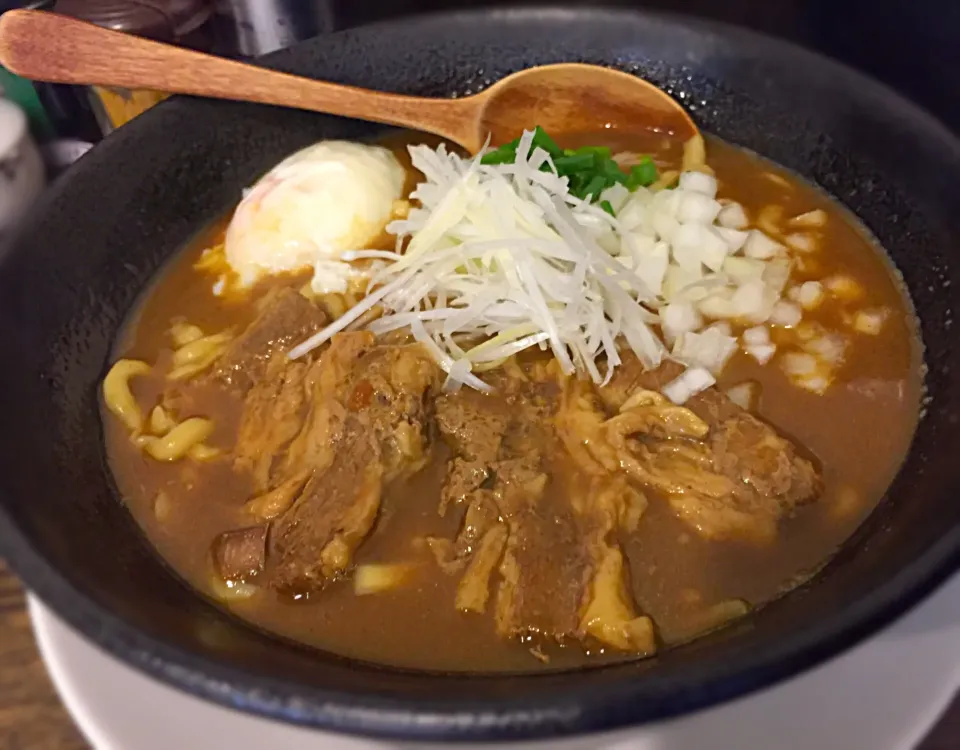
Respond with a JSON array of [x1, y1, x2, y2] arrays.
[[104, 133, 921, 672]]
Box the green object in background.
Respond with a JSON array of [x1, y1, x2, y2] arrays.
[[0, 65, 55, 141]]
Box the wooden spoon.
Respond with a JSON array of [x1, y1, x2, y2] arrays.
[[0, 9, 698, 152]]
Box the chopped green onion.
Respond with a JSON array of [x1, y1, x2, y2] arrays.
[[481, 127, 657, 205], [554, 153, 596, 173], [481, 148, 517, 166], [625, 157, 658, 190], [583, 174, 607, 201], [532, 126, 563, 157], [600, 200, 616, 216], [480, 136, 521, 165], [600, 158, 628, 184], [575, 145, 613, 159], [569, 173, 590, 199]]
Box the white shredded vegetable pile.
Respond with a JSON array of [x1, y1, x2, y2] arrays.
[[287, 129, 797, 402]]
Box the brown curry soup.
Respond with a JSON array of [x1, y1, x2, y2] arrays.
[[103, 132, 921, 672]]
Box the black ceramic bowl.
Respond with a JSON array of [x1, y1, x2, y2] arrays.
[[1, 6, 959, 743]]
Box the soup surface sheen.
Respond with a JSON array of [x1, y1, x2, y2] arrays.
[[104, 131, 921, 672]]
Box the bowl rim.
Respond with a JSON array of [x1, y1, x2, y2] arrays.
[[2, 4, 959, 742]]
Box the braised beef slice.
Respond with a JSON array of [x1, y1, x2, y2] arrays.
[[597, 354, 822, 541], [452, 491, 500, 558], [234, 355, 309, 493], [280, 331, 374, 481], [347, 343, 439, 482], [212, 525, 268, 581], [440, 458, 491, 515], [267, 335, 440, 593], [236, 332, 373, 527], [694, 389, 821, 508], [486, 422, 655, 651], [494, 463, 593, 641], [436, 390, 508, 464], [598, 356, 686, 413], [574, 477, 655, 652], [270, 425, 383, 592], [456, 523, 508, 614], [492, 443, 650, 647], [437, 382, 600, 640], [434, 389, 514, 562], [209, 287, 328, 392], [435, 389, 510, 514]]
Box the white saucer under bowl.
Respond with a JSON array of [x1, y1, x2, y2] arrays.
[[29, 575, 960, 750]]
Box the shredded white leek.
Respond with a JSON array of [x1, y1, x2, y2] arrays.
[[287, 129, 804, 399]]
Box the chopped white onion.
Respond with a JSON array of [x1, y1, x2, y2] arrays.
[[746, 343, 777, 365], [770, 300, 803, 327], [788, 209, 827, 228], [700, 227, 731, 271], [805, 333, 846, 365], [723, 256, 765, 280], [731, 280, 766, 318], [714, 227, 749, 253], [662, 264, 703, 301], [853, 308, 889, 335], [651, 187, 682, 217], [679, 171, 718, 197], [698, 292, 737, 319], [705, 320, 733, 337], [630, 240, 670, 297], [660, 302, 703, 344], [673, 327, 738, 374], [600, 183, 631, 213], [717, 201, 749, 229], [617, 195, 647, 231], [798, 280, 824, 310], [652, 212, 680, 243], [671, 224, 707, 273], [677, 192, 722, 225], [798, 374, 831, 394], [782, 351, 818, 376], [763, 259, 792, 295], [671, 224, 728, 274], [825, 274, 864, 301], [785, 232, 817, 253], [662, 366, 716, 405], [725, 381, 760, 410], [743, 230, 785, 260], [742, 325, 770, 347]]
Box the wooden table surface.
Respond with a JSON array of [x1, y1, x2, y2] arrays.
[[0, 560, 955, 749]]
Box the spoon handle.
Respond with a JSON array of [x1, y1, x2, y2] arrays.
[[0, 10, 473, 144]]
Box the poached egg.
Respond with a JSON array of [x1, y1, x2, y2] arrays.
[[225, 141, 406, 292]]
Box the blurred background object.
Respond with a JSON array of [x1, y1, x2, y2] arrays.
[[3, 0, 957, 136], [210, 0, 336, 58], [329, 0, 960, 131], [0, 0, 955, 223], [53, 0, 217, 131], [0, 95, 45, 242], [0, 0, 101, 150]]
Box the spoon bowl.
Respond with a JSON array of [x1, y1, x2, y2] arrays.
[[473, 63, 698, 150], [0, 9, 698, 151]]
